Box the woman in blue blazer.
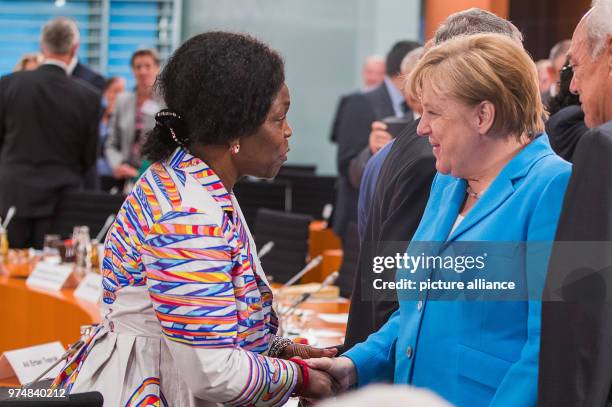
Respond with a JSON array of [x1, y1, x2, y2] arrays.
[[306, 34, 571, 407]]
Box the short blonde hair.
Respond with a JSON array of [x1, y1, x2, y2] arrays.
[[408, 33, 544, 140]]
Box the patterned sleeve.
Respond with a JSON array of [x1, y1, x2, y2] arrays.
[[141, 210, 298, 406]]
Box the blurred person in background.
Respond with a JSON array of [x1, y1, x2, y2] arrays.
[[544, 39, 571, 100], [68, 48, 105, 92], [362, 55, 386, 90], [0, 17, 100, 248], [354, 46, 426, 234], [104, 48, 163, 191], [536, 59, 554, 103], [98, 76, 126, 190], [329, 55, 386, 143], [545, 60, 587, 162], [13, 53, 42, 72], [333, 40, 420, 247]]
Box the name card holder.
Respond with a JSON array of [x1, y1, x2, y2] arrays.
[[74, 272, 103, 304], [0, 342, 66, 385], [26, 262, 77, 291]]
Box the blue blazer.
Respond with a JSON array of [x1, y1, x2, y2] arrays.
[[344, 135, 571, 407]]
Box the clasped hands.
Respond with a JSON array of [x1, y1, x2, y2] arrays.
[[281, 344, 356, 401]]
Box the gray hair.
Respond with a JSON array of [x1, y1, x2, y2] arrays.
[[584, 0, 612, 58], [400, 46, 424, 75], [41, 17, 79, 55], [549, 39, 571, 62], [434, 8, 523, 45]]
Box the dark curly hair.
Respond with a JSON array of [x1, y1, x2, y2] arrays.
[[142, 31, 285, 162], [547, 58, 581, 116]]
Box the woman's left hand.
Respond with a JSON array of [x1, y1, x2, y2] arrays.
[[281, 343, 337, 359]]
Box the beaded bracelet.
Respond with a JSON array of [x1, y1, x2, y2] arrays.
[[289, 357, 309, 397], [268, 336, 293, 358]]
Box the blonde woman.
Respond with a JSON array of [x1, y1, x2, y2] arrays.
[[308, 33, 572, 407]]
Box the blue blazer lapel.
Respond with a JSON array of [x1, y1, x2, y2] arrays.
[[447, 177, 514, 241], [429, 179, 465, 241]]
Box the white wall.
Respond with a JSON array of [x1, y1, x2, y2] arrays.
[[182, 0, 421, 174]]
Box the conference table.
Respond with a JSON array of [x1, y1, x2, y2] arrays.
[[0, 273, 348, 387]]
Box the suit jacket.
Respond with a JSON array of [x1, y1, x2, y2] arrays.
[[104, 91, 161, 171], [545, 105, 588, 163], [332, 82, 396, 238], [344, 120, 436, 350], [539, 121, 612, 407], [344, 135, 571, 407], [0, 64, 101, 217], [72, 61, 105, 92], [329, 92, 358, 143]]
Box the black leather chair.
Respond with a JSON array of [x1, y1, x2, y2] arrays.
[[284, 175, 337, 219], [50, 191, 125, 239], [337, 222, 359, 298], [276, 164, 316, 178], [233, 179, 289, 227], [253, 208, 312, 284]]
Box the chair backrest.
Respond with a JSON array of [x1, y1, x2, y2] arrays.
[[276, 164, 316, 178], [50, 191, 125, 240], [253, 208, 312, 284], [233, 179, 289, 227], [337, 221, 360, 298], [285, 175, 337, 219]]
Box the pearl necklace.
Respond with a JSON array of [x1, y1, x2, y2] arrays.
[[466, 185, 482, 199]]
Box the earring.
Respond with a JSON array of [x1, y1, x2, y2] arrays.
[[233, 144, 240, 154]]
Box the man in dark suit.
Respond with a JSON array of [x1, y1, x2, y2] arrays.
[[332, 40, 420, 244], [343, 8, 526, 350], [329, 56, 385, 143], [0, 17, 100, 248], [71, 59, 105, 92], [538, 5, 612, 406]]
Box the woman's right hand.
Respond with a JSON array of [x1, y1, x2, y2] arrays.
[[295, 366, 339, 400], [304, 356, 357, 393]]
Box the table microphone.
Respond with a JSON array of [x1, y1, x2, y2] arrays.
[[257, 241, 274, 259], [94, 214, 116, 243], [282, 255, 323, 288], [281, 271, 339, 318], [1, 206, 16, 230]]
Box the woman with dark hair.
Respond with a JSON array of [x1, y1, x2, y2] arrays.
[[545, 60, 588, 162], [53, 32, 336, 406]]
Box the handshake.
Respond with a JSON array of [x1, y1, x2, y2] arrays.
[[282, 344, 357, 401]]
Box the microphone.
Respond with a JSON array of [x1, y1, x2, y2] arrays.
[[257, 241, 274, 259], [5, 391, 103, 406], [281, 271, 339, 318], [22, 340, 86, 390], [321, 204, 333, 228], [94, 214, 116, 243], [282, 255, 323, 288], [1, 205, 16, 230]]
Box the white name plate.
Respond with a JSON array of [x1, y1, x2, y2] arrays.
[[0, 342, 65, 385], [74, 273, 103, 303], [26, 262, 75, 292]]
